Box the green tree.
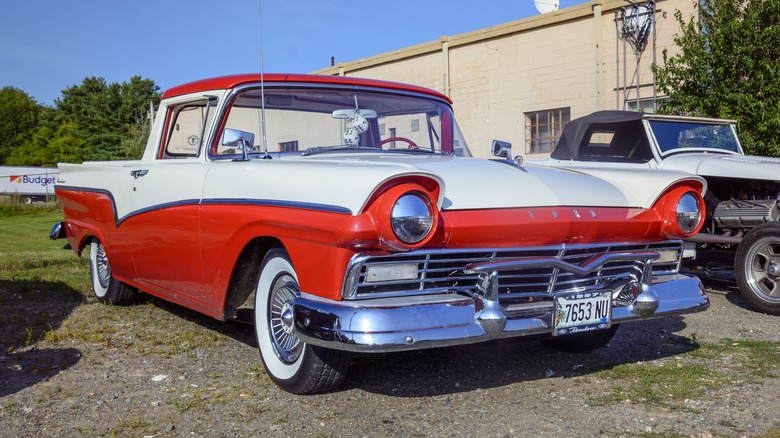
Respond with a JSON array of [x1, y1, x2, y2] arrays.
[[0, 87, 40, 164], [654, 0, 780, 156], [120, 119, 151, 160], [7, 110, 83, 167], [55, 76, 160, 161]]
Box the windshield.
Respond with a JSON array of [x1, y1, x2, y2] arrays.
[[212, 87, 471, 158], [648, 120, 741, 154]]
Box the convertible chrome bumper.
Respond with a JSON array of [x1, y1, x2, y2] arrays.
[[293, 273, 709, 353]]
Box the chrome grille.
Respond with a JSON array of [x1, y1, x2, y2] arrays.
[[343, 241, 682, 303]]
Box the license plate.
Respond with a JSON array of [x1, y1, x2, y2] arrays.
[[553, 291, 612, 336]]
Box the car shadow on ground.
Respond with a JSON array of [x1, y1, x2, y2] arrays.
[[145, 295, 258, 346], [116, 292, 701, 397], [344, 316, 698, 397], [0, 280, 86, 398], [693, 268, 754, 312], [0, 348, 82, 398]]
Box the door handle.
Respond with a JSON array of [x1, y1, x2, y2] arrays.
[[130, 169, 149, 179]]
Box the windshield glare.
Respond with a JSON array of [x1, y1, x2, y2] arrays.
[[648, 121, 741, 154], [213, 87, 471, 157]]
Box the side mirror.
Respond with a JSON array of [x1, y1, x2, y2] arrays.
[[222, 128, 255, 149], [491, 140, 512, 159]]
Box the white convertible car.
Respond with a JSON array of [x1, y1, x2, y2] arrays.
[[51, 75, 709, 394], [537, 110, 780, 315]]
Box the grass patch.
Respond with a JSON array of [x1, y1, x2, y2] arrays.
[[589, 338, 780, 410], [0, 212, 236, 358], [589, 361, 725, 410], [0, 196, 61, 218], [756, 425, 780, 438], [107, 417, 154, 436]]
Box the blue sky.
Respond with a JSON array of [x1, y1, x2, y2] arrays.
[[1, 0, 583, 106]]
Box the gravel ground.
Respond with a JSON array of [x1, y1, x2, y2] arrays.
[[2, 277, 779, 438]]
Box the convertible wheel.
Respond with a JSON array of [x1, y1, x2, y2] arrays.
[[254, 248, 349, 394], [89, 238, 137, 305], [541, 325, 619, 353], [735, 222, 780, 315]]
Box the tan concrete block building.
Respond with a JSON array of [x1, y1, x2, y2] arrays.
[[312, 0, 697, 158]]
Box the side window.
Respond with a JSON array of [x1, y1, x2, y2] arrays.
[[162, 103, 215, 159], [580, 124, 653, 162]]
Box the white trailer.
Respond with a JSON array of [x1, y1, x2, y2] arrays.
[[0, 166, 59, 204]]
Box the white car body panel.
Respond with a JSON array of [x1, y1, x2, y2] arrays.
[[660, 153, 780, 180], [58, 152, 698, 222]]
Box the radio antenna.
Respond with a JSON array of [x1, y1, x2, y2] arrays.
[[259, 0, 270, 159]]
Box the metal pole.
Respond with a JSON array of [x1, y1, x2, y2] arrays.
[[652, 1, 657, 111], [635, 48, 640, 110], [259, 0, 269, 157], [623, 15, 627, 110]]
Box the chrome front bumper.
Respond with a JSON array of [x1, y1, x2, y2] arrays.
[[293, 273, 709, 353]]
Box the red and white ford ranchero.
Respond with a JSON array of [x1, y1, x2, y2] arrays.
[[51, 74, 709, 394]]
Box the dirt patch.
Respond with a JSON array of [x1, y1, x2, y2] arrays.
[[2, 280, 779, 437]]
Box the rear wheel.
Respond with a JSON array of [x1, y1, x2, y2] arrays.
[[89, 238, 137, 305], [541, 325, 619, 353], [254, 248, 349, 394], [735, 222, 780, 315]]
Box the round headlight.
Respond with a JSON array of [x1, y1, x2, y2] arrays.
[[391, 192, 434, 244], [676, 192, 702, 234]]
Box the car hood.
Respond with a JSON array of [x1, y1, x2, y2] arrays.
[[205, 154, 702, 215], [660, 153, 780, 181]]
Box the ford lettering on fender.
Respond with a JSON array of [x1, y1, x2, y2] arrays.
[[51, 74, 709, 394]]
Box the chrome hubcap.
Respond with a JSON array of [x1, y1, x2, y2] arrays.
[[95, 244, 110, 289], [746, 237, 780, 300], [268, 275, 302, 363]]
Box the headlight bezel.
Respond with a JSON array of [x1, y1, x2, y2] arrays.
[[371, 183, 440, 251], [659, 185, 705, 239]]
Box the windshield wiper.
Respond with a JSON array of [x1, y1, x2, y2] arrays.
[[301, 145, 455, 157], [301, 145, 376, 156]]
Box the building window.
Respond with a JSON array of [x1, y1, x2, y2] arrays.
[[525, 108, 570, 154], [625, 97, 667, 113], [411, 119, 420, 132], [279, 141, 298, 152]]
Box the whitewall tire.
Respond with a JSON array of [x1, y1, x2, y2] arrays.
[[88, 238, 136, 305], [254, 248, 349, 394]]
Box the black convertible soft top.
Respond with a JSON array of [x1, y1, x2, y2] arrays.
[[550, 111, 647, 161]]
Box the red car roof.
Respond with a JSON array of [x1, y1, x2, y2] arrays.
[[161, 73, 452, 103]]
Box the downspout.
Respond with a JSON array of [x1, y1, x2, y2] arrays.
[[593, 1, 603, 110], [441, 36, 450, 98]]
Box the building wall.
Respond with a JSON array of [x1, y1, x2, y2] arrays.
[[312, 0, 698, 158]]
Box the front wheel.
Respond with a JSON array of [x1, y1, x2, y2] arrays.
[[541, 325, 619, 353], [254, 248, 349, 394], [89, 238, 137, 305], [735, 222, 780, 315]]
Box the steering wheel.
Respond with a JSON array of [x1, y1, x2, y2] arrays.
[[376, 136, 418, 149]]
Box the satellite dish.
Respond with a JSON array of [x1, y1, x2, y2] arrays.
[[534, 0, 559, 14]]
